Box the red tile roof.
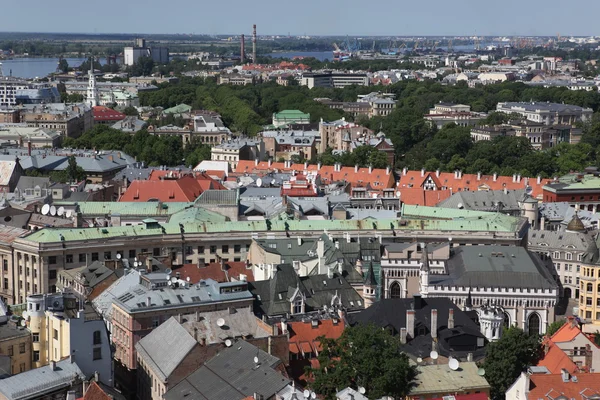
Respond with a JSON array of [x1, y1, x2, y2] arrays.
[[550, 318, 581, 343], [288, 319, 345, 353], [528, 373, 600, 400], [172, 262, 254, 284], [82, 382, 112, 400], [92, 106, 126, 122], [399, 187, 452, 206], [119, 174, 226, 202], [430, 394, 488, 400]]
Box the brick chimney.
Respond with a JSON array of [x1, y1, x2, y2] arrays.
[[448, 308, 454, 329], [431, 309, 438, 339], [406, 309, 415, 340]]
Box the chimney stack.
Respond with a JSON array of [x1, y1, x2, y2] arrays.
[[431, 309, 438, 339], [240, 34, 245, 64], [400, 327, 407, 344], [448, 308, 455, 329], [27, 139, 31, 156], [252, 24, 257, 64], [406, 309, 415, 340], [146, 296, 151, 307]]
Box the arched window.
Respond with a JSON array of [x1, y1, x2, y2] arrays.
[[528, 313, 541, 335], [390, 282, 401, 299], [503, 312, 511, 328]]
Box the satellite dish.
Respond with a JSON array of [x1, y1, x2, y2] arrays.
[[65, 210, 72, 218], [41, 204, 50, 215], [133, 261, 138, 267], [50, 206, 56, 216], [116, 253, 122, 259], [20, 319, 26, 327], [417, 357, 423, 363], [449, 358, 460, 371], [225, 339, 232, 347], [303, 390, 310, 398], [256, 178, 262, 187], [478, 367, 486, 376], [396, 190, 401, 197], [430, 350, 439, 360], [253, 356, 259, 364], [217, 318, 225, 327], [57, 206, 65, 216], [165, 268, 172, 275], [171, 276, 178, 282], [358, 387, 366, 394], [186, 276, 190, 282], [457, 202, 464, 209], [22, 311, 28, 320], [134, 257, 138, 262], [168, 280, 172, 286], [311, 393, 316, 399]]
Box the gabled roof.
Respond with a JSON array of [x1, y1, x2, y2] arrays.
[[551, 318, 584, 343], [172, 262, 254, 284], [119, 175, 226, 202], [527, 373, 600, 400], [82, 381, 113, 400], [135, 317, 198, 382], [538, 342, 579, 374]]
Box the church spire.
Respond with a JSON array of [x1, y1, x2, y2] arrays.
[[86, 56, 99, 107], [420, 243, 429, 272], [465, 287, 473, 311]]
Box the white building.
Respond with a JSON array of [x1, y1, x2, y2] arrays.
[[380, 243, 559, 335], [496, 102, 593, 126]]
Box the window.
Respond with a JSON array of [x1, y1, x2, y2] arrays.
[[152, 318, 160, 328], [390, 282, 402, 299], [53, 329, 58, 340], [66, 254, 73, 264], [7, 346, 12, 356], [91, 252, 98, 261], [566, 253, 573, 261], [19, 343, 25, 354], [587, 297, 593, 306], [588, 283, 593, 292], [222, 245, 229, 253], [528, 313, 541, 335], [2, 260, 6, 271], [93, 330, 101, 345], [153, 248, 160, 256], [234, 245, 241, 253], [210, 246, 217, 254], [129, 250, 136, 258], [293, 300, 302, 314], [554, 251, 560, 259], [33, 351, 39, 362], [32, 333, 39, 342], [198, 246, 205, 254], [79, 254, 86, 263], [48, 256, 56, 265], [104, 251, 111, 260], [49, 270, 57, 280], [93, 347, 102, 360], [3, 279, 7, 290]]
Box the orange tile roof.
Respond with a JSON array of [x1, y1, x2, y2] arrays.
[[119, 174, 225, 202], [172, 262, 254, 284], [288, 319, 345, 353], [538, 342, 579, 374], [398, 188, 452, 206], [550, 318, 581, 343], [83, 382, 112, 400], [92, 106, 126, 122], [235, 161, 395, 192], [528, 373, 600, 399], [399, 170, 552, 198]]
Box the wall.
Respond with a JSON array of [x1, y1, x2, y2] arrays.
[[69, 315, 112, 387]]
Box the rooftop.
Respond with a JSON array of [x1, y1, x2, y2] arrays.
[[410, 362, 490, 395]]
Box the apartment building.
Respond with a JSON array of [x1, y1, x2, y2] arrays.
[[0, 78, 60, 107], [210, 138, 262, 170], [0, 318, 32, 375], [471, 121, 581, 149], [318, 118, 372, 153], [300, 72, 369, 89], [25, 291, 112, 386], [424, 103, 486, 129], [496, 102, 593, 126], [110, 273, 253, 370], [18, 103, 93, 138], [272, 110, 311, 128], [217, 74, 255, 85], [543, 172, 600, 211]]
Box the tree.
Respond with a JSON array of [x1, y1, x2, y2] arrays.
[[129, 56, 155, 77], [482, 326, 543, 400], [123, 106, 139, 116], [306, 324, 417, 400], [58, 58, 69, 74], [546, 319, 565, 337], [50, 155, 87, 183]]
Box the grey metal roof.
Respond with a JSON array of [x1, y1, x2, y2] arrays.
[[136, 317, 198, 382], [431, 245, 558, 290], [0, 359, 84, 400], [15, 176, 50, 192], [163, 339, 288, 400], [437, 189, 525, 212], [194, 189, 238, 206], [497, 101, 592, 113], [528, 230, 598, 262], [112, 276, 253, 314], [92, 269, 142, 320], [539, 202, 599, 227]]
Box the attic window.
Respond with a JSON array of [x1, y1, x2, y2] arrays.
[[268, 243, 277, 249]]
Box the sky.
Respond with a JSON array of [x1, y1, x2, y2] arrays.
[[2, 0, 600, 37]]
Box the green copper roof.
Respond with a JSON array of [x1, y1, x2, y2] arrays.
[[53, 201, 191, 217], [163, 104, 192, 114]]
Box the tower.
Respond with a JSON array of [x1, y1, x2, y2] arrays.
[[86, 57, 99, 107], [519, 194, 539, 229], [465, 287, 473, 311], [419, 243, 429, 296], [362, 262, 377, 308], [241, 34, 245, 64], [252, 24, 257, 64], [479, 302, 504, 342]]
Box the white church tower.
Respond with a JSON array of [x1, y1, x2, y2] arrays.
[[86, 58, 99, 107], [419, 243, 429, 296], [479, 302, 504, 342]]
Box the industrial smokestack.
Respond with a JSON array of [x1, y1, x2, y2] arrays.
[[241, 34, 245, 64], [252, 24, 257, 64]]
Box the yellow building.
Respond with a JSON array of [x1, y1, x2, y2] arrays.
[[0, 318, 32, 375], [24, 291, 113, 386], [579, 264, 600, 332]]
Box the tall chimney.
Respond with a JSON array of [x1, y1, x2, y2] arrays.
[[240, 34, 245, 64], [27, 139, 31, 156], [431, 309, 438, 339], [448, 308, 455, 329], [406, 309, 415, 340], [252, 24, 257, 64]]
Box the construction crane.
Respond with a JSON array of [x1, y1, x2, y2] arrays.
[[474, 38, 481, 51], [398, 42, 407, 49], [413, 40, 420, 51], [333, 43, 341, 52], [433, 41, 440, 50]]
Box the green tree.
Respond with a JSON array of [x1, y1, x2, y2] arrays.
[[50, 155, 87, 183], [546, 319, 565, 337], [482, 326, 543, 400], [306, 324, 417, 400], [58, 58, 69, 74], [123, 106, 139, 116]]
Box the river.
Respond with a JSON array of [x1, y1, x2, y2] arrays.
[[0, 57, 107, 79]]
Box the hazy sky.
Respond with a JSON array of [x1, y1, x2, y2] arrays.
[[2, 0, 600, 36]]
